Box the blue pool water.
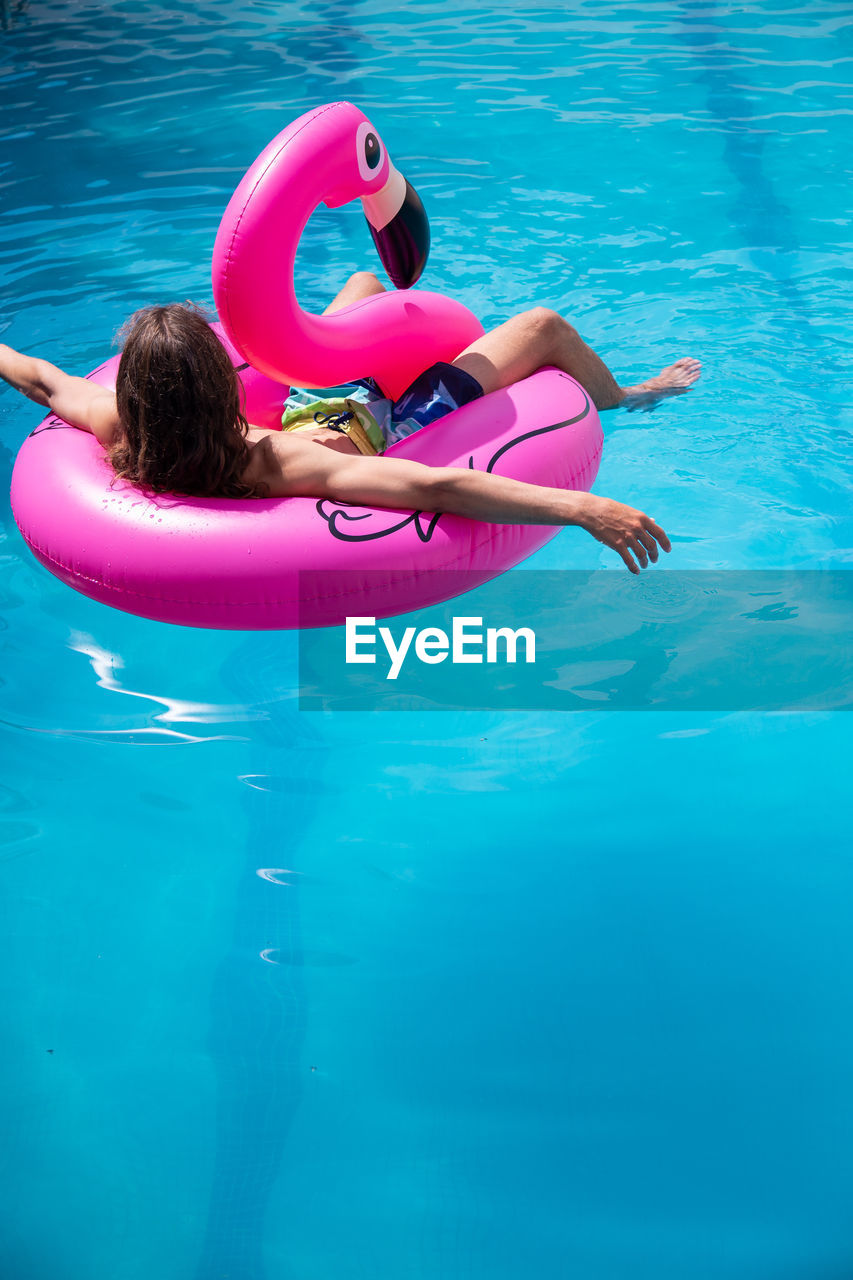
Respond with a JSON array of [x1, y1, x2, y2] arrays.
[[2, 2, 852, 1276]]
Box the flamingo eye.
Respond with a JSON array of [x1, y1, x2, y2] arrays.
[[356, 121, 386, 182], [363, 132, 381, 170]]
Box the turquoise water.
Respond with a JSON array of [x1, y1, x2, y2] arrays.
[[2, 2, 853, 1276]]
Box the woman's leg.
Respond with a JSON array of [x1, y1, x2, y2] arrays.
[[323, 271, 386, 315], [451, 307, 700, 410]]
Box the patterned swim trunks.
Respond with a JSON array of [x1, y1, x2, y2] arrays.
[[281, 361, 484, 454]]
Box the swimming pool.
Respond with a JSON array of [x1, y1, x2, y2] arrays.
[[2, 2, 852, 1276]]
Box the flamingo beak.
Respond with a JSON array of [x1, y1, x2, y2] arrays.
[[361, 164, 430, 289]]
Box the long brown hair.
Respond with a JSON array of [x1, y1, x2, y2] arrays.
[[112, 303, 260, 498]]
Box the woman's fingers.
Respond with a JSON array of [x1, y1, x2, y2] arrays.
[[625, 515, 672, 572], [622, 548, 641, 574], [627, 535, 649, 569], [618, 516, 672, 573], [637, 526, 659, 562], [644, 516, 671, 553]]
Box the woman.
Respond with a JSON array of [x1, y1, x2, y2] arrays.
[[0, 273, 701, 572]]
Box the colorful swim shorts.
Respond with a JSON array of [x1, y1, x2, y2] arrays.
[[281, 361, 484, 455]]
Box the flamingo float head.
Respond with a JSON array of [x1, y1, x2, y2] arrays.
[[213, 102, 483, 398], [321, 110, 430, 289]]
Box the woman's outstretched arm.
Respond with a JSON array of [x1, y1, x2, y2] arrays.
[[0, 343, 119, 446], [255, 433, 671, 573]]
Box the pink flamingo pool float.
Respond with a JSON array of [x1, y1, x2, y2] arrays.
[[11, 102, 603, 629]]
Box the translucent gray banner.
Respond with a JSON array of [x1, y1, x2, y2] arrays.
[[297, 571, 853, 712]]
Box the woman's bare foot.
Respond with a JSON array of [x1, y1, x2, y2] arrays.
[[620, 357, 702, 412]]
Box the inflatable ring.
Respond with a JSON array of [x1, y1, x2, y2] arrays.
[[10, 103, 603, 630]]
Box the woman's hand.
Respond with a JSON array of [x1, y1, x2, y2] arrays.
[[575, 493, 671, 573]]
